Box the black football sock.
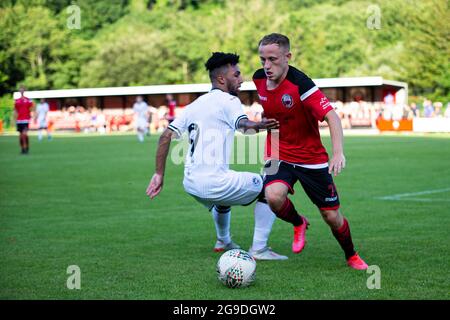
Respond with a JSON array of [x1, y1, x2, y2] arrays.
[[332, 218, 356, 259], [274, 198, 303, 227], [19, 135, 25, 152]]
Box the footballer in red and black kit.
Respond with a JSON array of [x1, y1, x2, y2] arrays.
[[253, 33, 368, 270], [253, 65, 339, 210], [14, 86, 34, 154], [253, 66, 333, 166]]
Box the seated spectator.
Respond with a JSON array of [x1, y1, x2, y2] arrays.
[[408, 102, 419, 118], [97, 110, 106, 134], [433, 102, 443, 117], [249, 101, 263, 122], [423, 99, 434, 117]]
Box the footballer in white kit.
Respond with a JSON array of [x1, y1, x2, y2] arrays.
[[146, 52, 288, 260], [35, 99, 51, 141], [168, 89, 263, 208], [133, 96, 149, 142]]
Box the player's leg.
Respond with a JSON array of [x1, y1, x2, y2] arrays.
[[186, 193, 240, 252], [250, 200, 275, 252], [320, 208, 368, 270], [249, 199, 288, 260], [17, 124, 29, 154], [210, 171, 286, 259], [20, 123, 30, 153], [136, 117, 145, 142], [297, 167, 368, 270], [208, 172, 251, 252], [137, 127, 144, 142], [264, 161, 308, 253], [211, 206, 231, 246], [17, 124, 23, 153], [211, 204, 240, 252]]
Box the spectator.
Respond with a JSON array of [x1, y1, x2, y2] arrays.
[[409, 102, 419, 118], [165, 94, 176, 123], [423, 99, 434, 117], [97, 110, 106, 134], [433, 102, 443, 117], [157, 105, 169, 132], [249, 101, 264, 122]]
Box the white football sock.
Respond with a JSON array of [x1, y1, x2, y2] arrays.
[[137, 132, 144, 142], [251, 201, 276, 251], [38, 130, 43, 141], [211, 206, 231, 244]]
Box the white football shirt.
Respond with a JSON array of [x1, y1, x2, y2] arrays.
[[133, 101, 149, 129], [133, 101, 148, 120], [36, 102, 49, 122], [168, 89, 248, 196]]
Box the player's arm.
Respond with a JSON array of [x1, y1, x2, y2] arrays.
[[237, 117, 279, 134], [324, 109, 345, 176], [146, 128, 177, 199]]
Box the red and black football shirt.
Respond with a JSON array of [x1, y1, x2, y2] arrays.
[[253, 66, 334, 165], [14, 97, 33, 123]]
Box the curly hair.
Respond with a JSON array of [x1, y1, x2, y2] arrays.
[[205, 52, 240, 82], [205, 52, 240, 71]]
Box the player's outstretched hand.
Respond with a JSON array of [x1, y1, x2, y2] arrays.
[[260, 118, 280, 130], [328, 153, 346, 176], [146, 173, 163, 199]]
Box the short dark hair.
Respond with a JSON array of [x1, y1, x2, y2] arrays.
[[205, 52, 240, 81], [258, 33, 290, 51]]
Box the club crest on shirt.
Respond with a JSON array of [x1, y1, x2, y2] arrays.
[[281, 94, 294, 108]]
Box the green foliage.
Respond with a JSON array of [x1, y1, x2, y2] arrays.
[[0, 5, 58, 92], [0, 94, 14, 128], [0, 0, 448, 102], [399, 0, 449, 101], [70, 0, 130, 39]]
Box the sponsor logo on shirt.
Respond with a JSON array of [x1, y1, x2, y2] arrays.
[[281, 94, 294, 108], [252, 177, 261, 186], [320, 97, 331, 109]]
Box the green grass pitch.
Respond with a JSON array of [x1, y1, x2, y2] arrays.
[[0, 133, 449, 299]]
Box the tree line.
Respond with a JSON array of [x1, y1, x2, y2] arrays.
[[0, 0, 448, 104]]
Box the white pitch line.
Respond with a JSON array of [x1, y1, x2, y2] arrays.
[[377, 187, 450, 201], [379, 198, 450, 202]]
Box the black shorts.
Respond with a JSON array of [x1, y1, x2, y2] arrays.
[[263, 160, 340, 210], [16, 123, 29, 132]]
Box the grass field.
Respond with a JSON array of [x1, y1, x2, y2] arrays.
[[0, 133, 449, 300]]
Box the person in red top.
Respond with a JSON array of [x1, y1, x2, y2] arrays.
[[165, 94, 176, 124], [253, 33, 368, 270], [14, 86, 34, 154]]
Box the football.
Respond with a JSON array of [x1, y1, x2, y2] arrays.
[[216, 249, 256, 288]]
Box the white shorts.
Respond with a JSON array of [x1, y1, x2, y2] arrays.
[[136, 118, 147, 131], [38, 118, 47, 129], [183, 169, 263, 210]]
